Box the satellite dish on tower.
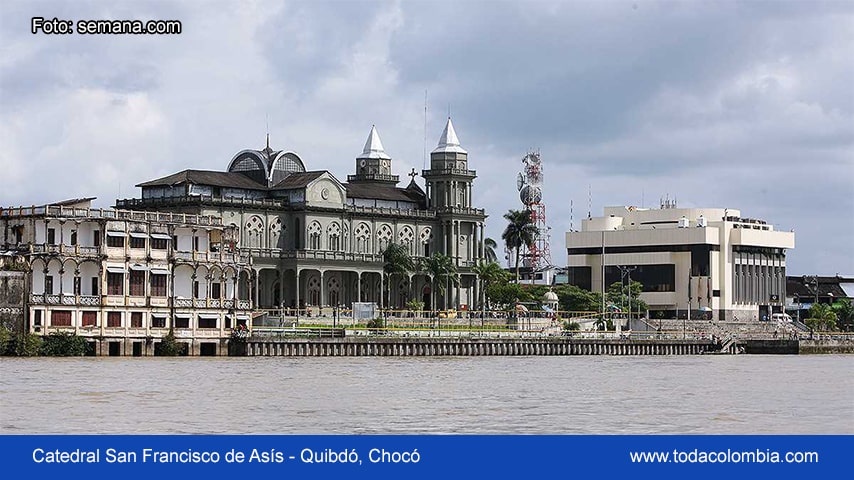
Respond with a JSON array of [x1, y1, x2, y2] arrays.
[[516, 172, 525, 191]]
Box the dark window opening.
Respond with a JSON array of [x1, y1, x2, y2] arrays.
[[175, 317, 190, 329], [192, 281, 199, 299], [151, 238, 168, 250], [91, 277, 99, 296], [51, 310, 72, 327], [198, 317, 217, 329], [130, 236, 146, 249], [132, 342, 143, 357], [107, 235, 124, 248], [107, 272, 123, 295], [604, 264, 676, 292], [45, 276, 54, 295], [130, 312, 143, 328], [151, 316, 167, 328], [211, 282, 221, 299], [33, 310, 42, 326], [150, 274, 167, 297], [82, 311, 97, 327], [47, 228, 56, 245], [199, 343, 217, 356], [566, 267, 592, 291], [129, 270, 145, 296], [107, 312, 121, 328], [70, 230, 77, 246], [93, 230, 100, 247]]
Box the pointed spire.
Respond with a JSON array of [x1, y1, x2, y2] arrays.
[[432, 117, 467, 154], [357, 125, 391, 160], [266, 133, 270, 150]]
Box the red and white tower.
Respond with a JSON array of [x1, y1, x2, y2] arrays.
[[516, 151, 551, 273]]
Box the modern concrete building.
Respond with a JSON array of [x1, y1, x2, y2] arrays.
[[565, 203, 795, 321], [117, 119, 488, 313], [0, 199, 253, 355]]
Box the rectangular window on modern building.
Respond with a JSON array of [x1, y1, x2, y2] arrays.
[[605, 264, 676, 292], [107, 272, 124, 295], [130, 312, 143, 328], [51, 310, 72, 327], [566, 267, 592, 291], [150, 273, 167, 297], [129, 270, 145, 296], [82, 311, 97, 327], [107, 312, 121, 327]]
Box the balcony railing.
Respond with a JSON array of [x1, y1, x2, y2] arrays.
[[30, 294, 251, 310], [0, 205, 222, 226], [241, 247, 383, 263], [421, 168, 477, 178], [117, 195, 285, 210], [345, 205, 436, 219]]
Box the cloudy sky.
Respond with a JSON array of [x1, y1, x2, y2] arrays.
[[1, 0, 852, 275]]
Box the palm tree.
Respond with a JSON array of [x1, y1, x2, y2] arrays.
[[382, 242, 415, 309], [420, 253, 459, 311], [501, 209, 538, 282], [472, 260, 508, 311], [807, 303, 838, 331], [484, 237, 498, 263]]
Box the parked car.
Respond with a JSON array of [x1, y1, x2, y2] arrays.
[[771, 313, 793, 323]]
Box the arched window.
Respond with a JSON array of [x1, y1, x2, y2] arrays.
[[269, 217, 283, 249], [420, 227, 433, 257], [376, 224, 393, 253], [307, 275, 321, 306], [355, 223, 371, 253], [399, 226, 415, 255], [308, 221, 322, 250], [245, 216, 264, 248], [327, 222, 341, 251]]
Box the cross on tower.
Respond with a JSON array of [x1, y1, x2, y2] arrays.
[[408, 168, 418, 181]]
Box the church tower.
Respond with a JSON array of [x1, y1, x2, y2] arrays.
[[347, 125, 399, 184], [423, 118, 473, 209]]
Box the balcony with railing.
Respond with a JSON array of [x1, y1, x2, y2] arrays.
[[0, 204, 222, 226], [30, 293, 251, 310], [240, 247, 383, 264], [344, 205, 436, 219], [421, 168, 477, 178], [116, 195, 286, 211], [433, 206, 486, 217]]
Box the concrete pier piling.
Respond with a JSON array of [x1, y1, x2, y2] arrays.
[[243, 337, 715, 357]]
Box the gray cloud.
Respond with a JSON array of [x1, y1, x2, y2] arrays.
[[0, 0, 851, 275]]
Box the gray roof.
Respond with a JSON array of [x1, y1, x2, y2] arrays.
[[270, 171, 327, 190], [345, 182, 424, 203], [137, 170, 266, 189]]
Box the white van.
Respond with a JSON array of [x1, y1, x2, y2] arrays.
[[771, 313, 793, 323]]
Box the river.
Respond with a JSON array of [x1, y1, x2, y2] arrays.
[[1, 355, 852, 434]]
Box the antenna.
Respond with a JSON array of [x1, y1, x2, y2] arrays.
[[423, 89, 428, 170], [265, 113, 270, 149], [587, 184, 592, 219], [570, 199, 574, 231]]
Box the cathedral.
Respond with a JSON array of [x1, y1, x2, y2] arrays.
[[117, 119, 488, 313]]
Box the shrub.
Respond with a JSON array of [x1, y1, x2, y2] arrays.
[[40, 331, 87, 356], [155, 329, 182, 356]]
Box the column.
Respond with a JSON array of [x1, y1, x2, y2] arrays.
[[295, 268, 301, 313], [379, 272, 384, 309], [320, 270, 325, 307], [357, 272, 362, 302]]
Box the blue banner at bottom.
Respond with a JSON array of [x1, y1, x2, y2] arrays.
[[0, 435, 849, 479]]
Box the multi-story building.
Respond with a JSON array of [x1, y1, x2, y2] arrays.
[[117, 119, 488, 312], [0, 198, 253, 355], [565, 203, 795, 321]]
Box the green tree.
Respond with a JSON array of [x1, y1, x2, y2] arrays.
[[485, 282, 532, 309], [501, 209, 538, 282], [562, 320, 581, 331], [39, 331, 88, 356], [553, 284, 600, 312], [606, 281, 648, 317], [806, 303, 838, 331], [484, 237, 498, 263], [156, 328, 182, 356], [472, 260, 510, 310], [382, 242, 415, 309], [420, 254, 459, 311], [831, 299, 854, 332]]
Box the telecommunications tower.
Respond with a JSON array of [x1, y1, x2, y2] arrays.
[[516, 151, 551, 273]]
